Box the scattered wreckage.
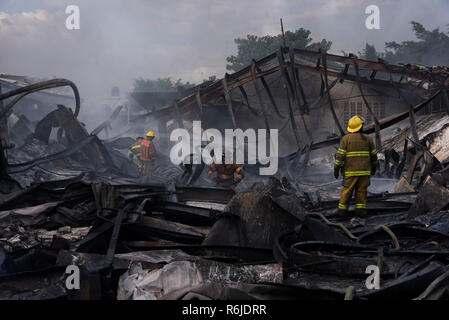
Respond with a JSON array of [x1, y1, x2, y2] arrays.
[[1, 48, 449, 300]]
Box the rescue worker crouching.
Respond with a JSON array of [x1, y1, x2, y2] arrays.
[[140, 131, 157, 180], [208, 152, 244, 188], [334, 115, 378, 217], [129, 136, 144, 172]]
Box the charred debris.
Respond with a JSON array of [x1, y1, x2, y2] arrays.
[[1, 49, 449, 300]]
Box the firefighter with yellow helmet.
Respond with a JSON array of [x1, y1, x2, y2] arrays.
[[140, 130, 157, 180], [334, 115, 378, 217]]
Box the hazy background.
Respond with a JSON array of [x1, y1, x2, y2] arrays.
[[0, 0, 448, 101]]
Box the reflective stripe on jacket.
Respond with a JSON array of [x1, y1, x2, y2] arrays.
[[334, 132, 378, 177], [128, 143, 141, 159]]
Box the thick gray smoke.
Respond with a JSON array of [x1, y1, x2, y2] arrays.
[[0, 0, 447, 135], [1, 0, 447, 101]]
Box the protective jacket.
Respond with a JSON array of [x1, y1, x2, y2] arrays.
[[128, 142, 141, 160], [335, 132, 378, 176], [140, 139, 156, 162], [208, 164, 244, 181]]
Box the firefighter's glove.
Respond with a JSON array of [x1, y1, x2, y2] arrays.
[[334, 166, 341, 179]]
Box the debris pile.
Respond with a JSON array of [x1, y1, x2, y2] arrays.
[[1, 48, 449, 300], [0, 167, 448, 300]]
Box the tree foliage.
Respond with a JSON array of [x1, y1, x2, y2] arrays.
[[226, 28, 332, 71], [358, 43, 383, 61], [132, 77, 195, 92], [383, 21, 449, 66]]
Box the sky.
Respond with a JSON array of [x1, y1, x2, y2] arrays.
[[0, 0, 448, 101]]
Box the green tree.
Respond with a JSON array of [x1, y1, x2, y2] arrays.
[[358, 43, 383, 61], [202, 75, 217, 83], [226, 28, 332, 71], [132, 77, 195, 92], [383, 21, 449, 66]]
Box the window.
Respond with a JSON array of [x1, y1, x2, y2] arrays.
[[367, 101, 385, 123], [343, 100, 385, 126], [350, 101, 356, 117], [357, 102, 363, 118]]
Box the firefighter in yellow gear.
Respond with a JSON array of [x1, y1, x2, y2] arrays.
[[208, 152, 244, 187], [129, 137, 144, 171], [140, 131, 157, 180], [334, 115, 378, 217]]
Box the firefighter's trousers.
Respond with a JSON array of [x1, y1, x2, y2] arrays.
[[338, 175, 370, 215], [142, 161, 156, 180]]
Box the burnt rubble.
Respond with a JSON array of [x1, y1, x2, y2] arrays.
[[1, 48, 449, 300]]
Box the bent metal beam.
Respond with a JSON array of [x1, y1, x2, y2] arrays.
[[0, 79, 81, 120]]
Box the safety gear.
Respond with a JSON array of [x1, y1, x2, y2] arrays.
[[338, 176, 370, 217], [371, 164, 377, 176], [142, 161, 156, 179], [335, 131, 377, 216], [140, 139, 156, 162], [146, 131, 155, 137], [347, 115, 364, 133], [140, 138, 157, 179], [208, 163, 244, 187], [128, 138, 143, 161], [128, 144, 141, 160], [235, 167, 244, 182], [334, 166, 340, 179], [334, 132, 378, 177]]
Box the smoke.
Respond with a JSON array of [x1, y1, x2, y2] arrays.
[[0, 0, 447, 125]]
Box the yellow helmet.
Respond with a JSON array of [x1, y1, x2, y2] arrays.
[[347, 115, 364, 133], [146, 131, 155, 137]]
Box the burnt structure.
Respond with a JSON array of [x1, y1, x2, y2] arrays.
[[0, 48, 449, 300]]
